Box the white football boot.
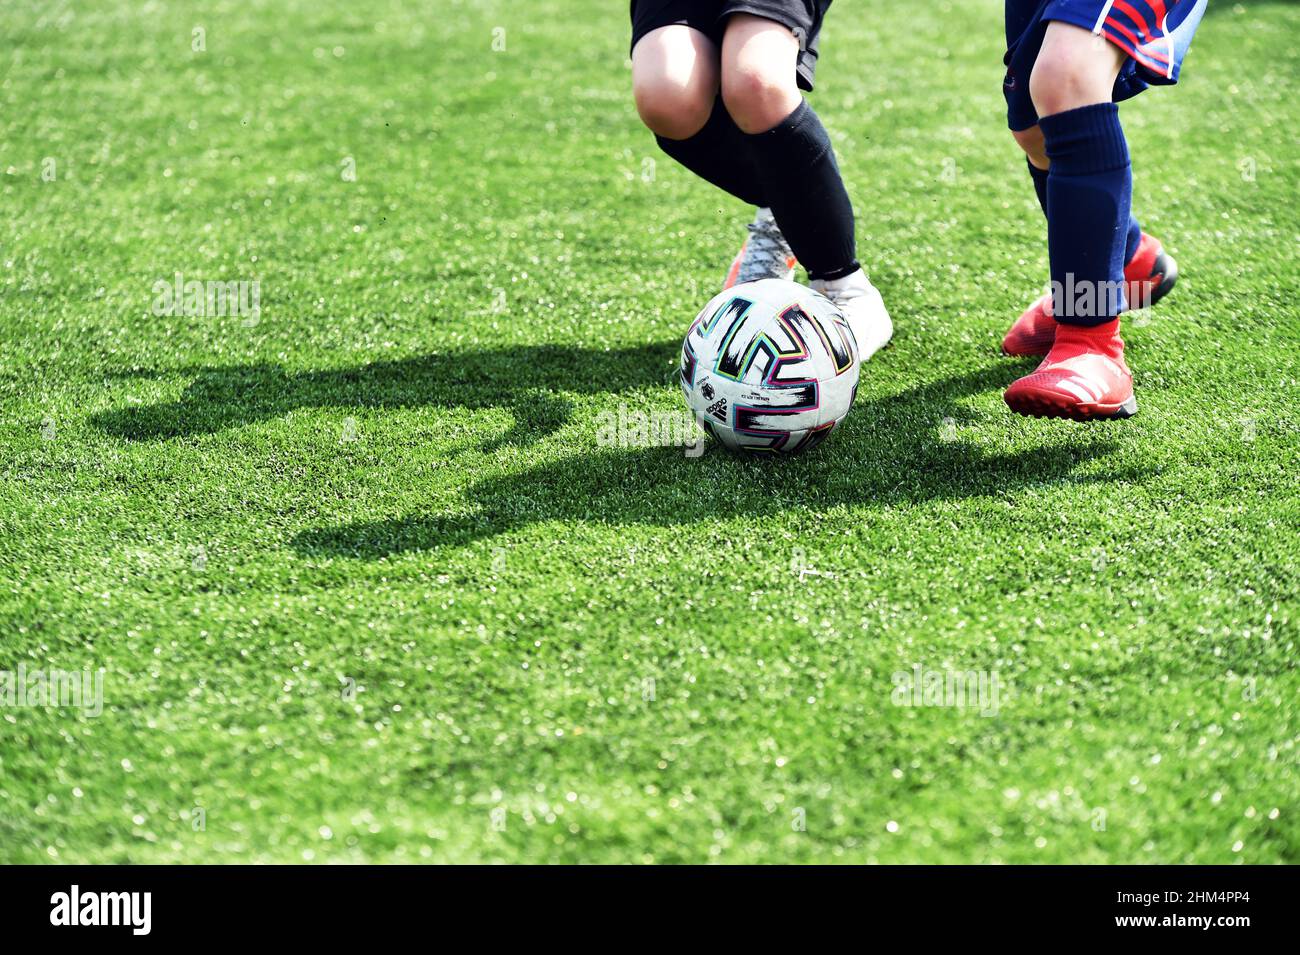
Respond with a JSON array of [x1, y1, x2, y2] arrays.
[[810, 268, 893, 362], [723, 207, 797, 290]]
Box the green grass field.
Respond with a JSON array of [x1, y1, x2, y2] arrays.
[[2, 0, 1297, 864]]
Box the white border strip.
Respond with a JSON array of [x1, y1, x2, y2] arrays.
[[1092, 0, 1118, 34]]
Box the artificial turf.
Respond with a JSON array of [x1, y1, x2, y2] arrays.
[[1, 0, 1297, 863]]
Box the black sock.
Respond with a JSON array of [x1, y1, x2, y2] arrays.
[[744, 100, 858, 281], [655, 98, 766, 208]]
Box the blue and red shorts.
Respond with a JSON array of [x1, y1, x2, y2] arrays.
[[1004, 0, 1207, 130]]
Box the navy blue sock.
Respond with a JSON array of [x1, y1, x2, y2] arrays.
[[1027, 159, 1049, 215], [745, 100, 859, 281], [1030, 145, 1143, 265], [1123, 211, 1142, 265], [655, 98, 767, 208], [1039, 103, 1132, 327]]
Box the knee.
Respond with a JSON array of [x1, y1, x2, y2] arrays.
[[634, 75, 715, 140], [721, 65, 801, 134], [1012, 125, 1049, 169], [1029, 45, 1113, 117]]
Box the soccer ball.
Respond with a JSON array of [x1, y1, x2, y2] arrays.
[[679, 279, 860, 454]]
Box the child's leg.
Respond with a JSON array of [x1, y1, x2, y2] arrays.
[[1004, 2, 1204, 416], [720, 14, 857, 282], [1030, 22, 1130, 324], [632, 26, 765, 207], [1003, 21, 1139, 420], [1012, 121, 1141, 264], [1012, 124, 1052, 210]]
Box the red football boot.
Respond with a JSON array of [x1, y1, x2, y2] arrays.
[[1000, 292, 1059, 357], [1124, 231, 1179, 311], [1003, 318, 1137, 421], [1001, 233, 1178, 357]]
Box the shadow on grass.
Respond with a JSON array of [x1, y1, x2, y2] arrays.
[[93, 343, 1140, 558], [91, 343, 677, 450], [290, 362, 1142, 559]]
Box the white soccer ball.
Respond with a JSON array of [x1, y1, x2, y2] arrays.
[[679, 279, 860, 454]]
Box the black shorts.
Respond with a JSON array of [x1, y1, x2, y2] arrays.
[[630, 0, 832, 91]]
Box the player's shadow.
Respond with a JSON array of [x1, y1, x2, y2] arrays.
[[293, 363, 1143, 559], [90, 343, 677, 451]]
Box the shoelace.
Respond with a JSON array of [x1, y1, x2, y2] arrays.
[[737, 217, 794, 285]]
